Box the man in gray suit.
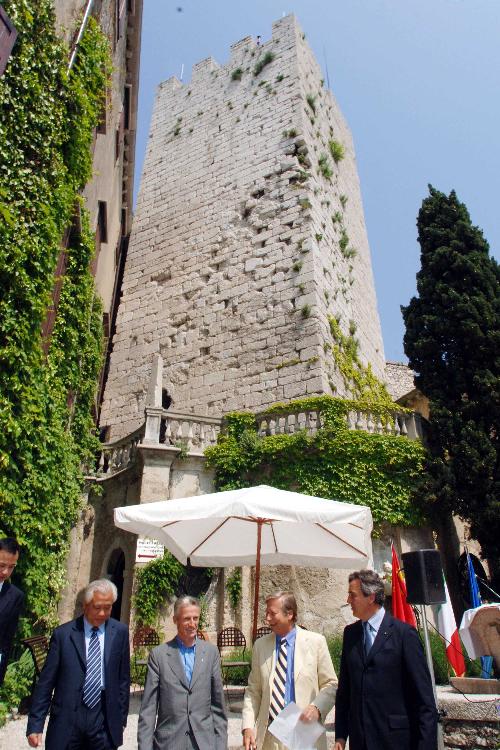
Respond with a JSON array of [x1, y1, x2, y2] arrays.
[[138, 595, 227, 750]]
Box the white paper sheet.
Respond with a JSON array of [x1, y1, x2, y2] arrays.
[[268, 702, 325, 750]]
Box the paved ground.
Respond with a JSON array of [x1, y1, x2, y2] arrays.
[[0, 688, 337, 749]]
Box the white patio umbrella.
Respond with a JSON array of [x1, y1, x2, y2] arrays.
[[114, 485, 373, 640]]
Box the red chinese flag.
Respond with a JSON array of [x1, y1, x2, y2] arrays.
[[391, 543, 417, 627]]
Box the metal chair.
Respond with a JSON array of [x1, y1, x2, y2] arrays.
[[197, 629, 207, 641], [217, 627, 251, 687], [22, 635, 49, 677], [253, 625, 272, 643], [132, 625, 160, 686]]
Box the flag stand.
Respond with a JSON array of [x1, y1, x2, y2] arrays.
[[420, 605, 445, 750]]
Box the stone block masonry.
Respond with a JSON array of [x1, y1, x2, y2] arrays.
[[100, 14, 386, 439]]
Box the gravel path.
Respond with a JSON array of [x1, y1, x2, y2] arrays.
[[0, 689, 337, 749]]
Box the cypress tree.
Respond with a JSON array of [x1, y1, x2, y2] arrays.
[[402, 186, 500, 588]]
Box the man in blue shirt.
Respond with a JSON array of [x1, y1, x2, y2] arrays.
[[242, 591, 337, 750], [138, 595, 227, 750]]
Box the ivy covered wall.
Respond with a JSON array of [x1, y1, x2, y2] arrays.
[[0, 0, 111, 632], [205, 396, 427, 529]]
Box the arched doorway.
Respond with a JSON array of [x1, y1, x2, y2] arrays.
[[107, 548, 125, 621]]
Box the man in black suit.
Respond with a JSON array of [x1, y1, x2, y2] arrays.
[[334, 569, 438, 750], [0, 537, 24, 685], [27, 578, 130, 750]]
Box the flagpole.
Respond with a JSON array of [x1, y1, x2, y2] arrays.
[[420, 605, 446, 750]]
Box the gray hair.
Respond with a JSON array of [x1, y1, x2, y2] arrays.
[[83, 578, 118, 603], [173, 595, 200, 617], [265, 591, 298, 622], [349, 570, 385, 606]]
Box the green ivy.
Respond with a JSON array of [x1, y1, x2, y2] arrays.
[[206, 395, 426, 529], [133, 554, 185, 626], [0, 1, 111, 632], [226, 568, 242, 610], [328, 317, 396, 409], [0, 648, 34, 724]]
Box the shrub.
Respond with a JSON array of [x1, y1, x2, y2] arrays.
[[306, 94, 316, 113], [220, 648, 252, 685], [318, 154, 333, 180], [0, 650, 35, 726], [231, 67, 243, 81], [253, 51, 275, 76], [329, 140, 345, 163]]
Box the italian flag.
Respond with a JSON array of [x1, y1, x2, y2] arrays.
[[436, 578, 466, 677]]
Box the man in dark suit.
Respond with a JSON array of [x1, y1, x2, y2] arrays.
[[138, 595, 227, 750], [27, 578, 130, 750], [0, 537, 24, 685], [334, 569, 438, 750]]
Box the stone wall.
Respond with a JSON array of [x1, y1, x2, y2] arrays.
[[438, 686, 500, 749], [100, 14, 385, 440]]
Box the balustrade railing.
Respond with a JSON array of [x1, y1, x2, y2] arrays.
[[91, 404, 422, 480], [256, 408, 423, 440], [143, 407, 222, 452], [93, 425, 144, 478]]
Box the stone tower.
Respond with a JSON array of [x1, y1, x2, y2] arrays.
[[100, 14, 385, 440]]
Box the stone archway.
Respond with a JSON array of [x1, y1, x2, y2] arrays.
[[107, 548, 126, 621]]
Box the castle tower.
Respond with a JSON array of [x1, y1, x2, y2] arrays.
[[100, 15, 385, 439]]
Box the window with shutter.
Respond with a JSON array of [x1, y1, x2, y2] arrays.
[[115, 107, 125, 161]]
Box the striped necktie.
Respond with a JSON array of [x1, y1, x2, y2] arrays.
[[83, 626, 102, 709], [269, 637, 288, 722]]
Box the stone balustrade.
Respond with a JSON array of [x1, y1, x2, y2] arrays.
[[143, 407, 222, 452], [91, 405, 423, 480], [256, 408, 423, 441], [93, 426, 144, 478]]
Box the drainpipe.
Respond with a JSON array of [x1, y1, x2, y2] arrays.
[[68, 0, 95, 72]]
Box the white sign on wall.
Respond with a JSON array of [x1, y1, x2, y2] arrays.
[[135, 537, 165, 563]]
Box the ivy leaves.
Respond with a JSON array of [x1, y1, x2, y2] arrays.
[[206, 396, 426, 530], [0, 1, 110, 631]]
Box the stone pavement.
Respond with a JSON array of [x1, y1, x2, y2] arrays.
[[0, 687, 337, 749]]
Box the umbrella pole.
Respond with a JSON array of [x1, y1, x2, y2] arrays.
[[252, 519, 263, 643]]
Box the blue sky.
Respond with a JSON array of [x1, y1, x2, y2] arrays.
[[134, 1, 499, 362]]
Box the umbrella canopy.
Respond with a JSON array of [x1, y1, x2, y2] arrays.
[[114, 485, 373, 638]]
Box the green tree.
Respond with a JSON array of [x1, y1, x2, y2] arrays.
[[402, 186, 500, 588]]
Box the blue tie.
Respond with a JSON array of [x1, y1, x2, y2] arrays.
[[363, 621, 374, 657], [83, 626, 101, 708]]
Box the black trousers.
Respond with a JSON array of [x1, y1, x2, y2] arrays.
[[67, 693, 116, 750]]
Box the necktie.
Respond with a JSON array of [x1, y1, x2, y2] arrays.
[[83, 626, 102, 708], [269, 637, 288, 722], [363, 621, 374, 657]]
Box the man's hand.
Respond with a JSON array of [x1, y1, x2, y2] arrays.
[[242, 727, 257, 750], [299, 704, 321, 723], [334, 740, 346, 750], [27, 734, 42, 748]]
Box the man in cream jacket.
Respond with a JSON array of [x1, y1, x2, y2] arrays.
[[242, 591, 337, 750]]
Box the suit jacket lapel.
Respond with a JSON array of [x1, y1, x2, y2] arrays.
[[0, 583, 12, 619], [264, 635, 276, 691], [353, 620, 365, 665], [166, 639, 189, 689], [293, 626, 305, 682], [190, 639, 205, 687], [70, 616, 86, 669], [366, 611, 393, 663], [104, 618, 117, 669]]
